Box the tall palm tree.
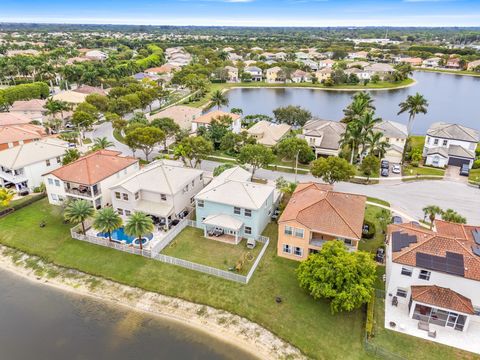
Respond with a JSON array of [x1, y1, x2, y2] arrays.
[[93, 207, 123, 243], [64, 199, 95, 235], [357, 111, 382, 156], [0, 188, 15, 207], [92, 137, 114, 150], [210, 89, 229, 110], [339, 121, 363, 164], [365, 131, 390, 158], [397, 93, 429, 137], [422, 205, 442, 230], [342, 92, 376, 123], [124, 212, 154, 250]]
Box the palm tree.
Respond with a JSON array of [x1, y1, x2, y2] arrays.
[[365, 131, 390, 158], [441, 209, 467, 224], [124, 212, 154, 250], [92, 137, 114, 150], [339, 121, 363, 164], [62, 148, 81, 165], [342, 92, 376, 123], [422, 205, 442, 230], [93, 207, 123, 242], [210, 89, 229, 110], [357, 111, 382, 156], [397, 93, 429, 137], [0, 188, 15, 207], [64, 199, 95, 235]]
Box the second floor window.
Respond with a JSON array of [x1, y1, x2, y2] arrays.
[[284, 225, 293, 236], [401, 267, 413, 277], [160, 194, 167, 201], [134, 192, 139, 200], [443, 140, 448, 146], [244, 209, 252, 217], [234, 207, 241, 215], [433, 139, 439, 145], [123, 193, 129, 201], [46, 159, 50, 166], [54, 180, 60, 187], [115, 192, 120, 199], [419, 270, 431, 281], [48, 178, 53, 185], [294, 228, 304, 238], [197, 200, 204, 208]]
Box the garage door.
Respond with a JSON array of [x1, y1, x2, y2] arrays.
[[448, 157, 470, 167]]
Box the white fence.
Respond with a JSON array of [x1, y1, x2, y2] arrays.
[[70, 219, 269, 284]]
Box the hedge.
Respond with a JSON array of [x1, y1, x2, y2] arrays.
[[0, 193, 47, 218], [365, 290, 376, 339], [0, 82, 50, 106]]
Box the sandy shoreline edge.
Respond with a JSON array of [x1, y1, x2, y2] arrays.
[[0, 245, 305, 360]]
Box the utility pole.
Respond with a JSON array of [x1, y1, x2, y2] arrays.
[[294, 149, 300, 183]]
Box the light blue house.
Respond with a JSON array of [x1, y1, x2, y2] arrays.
[[195, 166, 279, 243]]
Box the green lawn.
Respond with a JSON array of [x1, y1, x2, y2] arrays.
[[403, 165, 445, 176], [1, 199, 476, 360], [0, 199, 368, 360], [0, 194, 38, 210], [414, 67, 480, 78], [469, 168, 480, 184], [409, 135, 425, 153], [358, 205, 389, 254], [161, 226, 262, 275], [366, 197, 390, 207]]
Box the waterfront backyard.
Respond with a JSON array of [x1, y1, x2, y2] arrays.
[[0, 199, 477, 360]]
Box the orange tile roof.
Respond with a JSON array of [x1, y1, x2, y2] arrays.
[[193, 110, 241, 124], [0, 113, 33, 126], [48, 150, 137, 185], [279, 182, 366, 240], [0, 124, 46, 145], [388, 222, 480, 281], [145, 64, 180, 73], [411, 285, 474, 314]]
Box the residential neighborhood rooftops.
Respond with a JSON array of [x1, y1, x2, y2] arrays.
[[0, 124, 46, 145], [0, 112, 33, 126], [111, 159, 203, 194], [303, 119, 346, 150], [148, 105, 202, 130], [0, 138, 68, 170], [48, 150, 137, 185], [388, 222, 480, 281], [196, 166, 275, 210], [373, 120, 408, 139], [247, 120, 291, 146], [193, 110, 240, 125], [9, 99, 46, 113], [427, 122, 480, 143], [279, 182, 367, 240], [411, 285, 475, 315]]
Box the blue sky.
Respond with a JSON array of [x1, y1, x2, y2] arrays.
[[0, 0, 479, 27]]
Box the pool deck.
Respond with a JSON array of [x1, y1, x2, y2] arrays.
[[86, 228, 166, 250]]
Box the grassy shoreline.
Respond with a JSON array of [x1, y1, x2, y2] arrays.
[[414, 67, 480, 77]]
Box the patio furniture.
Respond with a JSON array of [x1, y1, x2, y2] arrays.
[[428, 330, 437, 338], [418, 321, 430, 331], [392, 296, 398, 307]]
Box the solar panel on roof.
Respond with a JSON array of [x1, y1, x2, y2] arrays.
[[472, 246, 480, 257], [392, 232, 418, 252], [473, 229, 480, 246], [415, 251, 465, 277]]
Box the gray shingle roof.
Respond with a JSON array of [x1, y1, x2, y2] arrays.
[[373, 120, 408, 139], [427, 122, 479, 143], [448, 145, 475, 159], [303, 119, 346, 150]]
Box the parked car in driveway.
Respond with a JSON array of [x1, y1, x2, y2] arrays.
[[381, 160, 389, 169], [460, 164, 470, 176], [392, 164, 401, 174], [376, 247, 385, 263], [381, 168, 389, 177]]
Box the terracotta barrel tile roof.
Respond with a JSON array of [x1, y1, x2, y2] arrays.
[[48, 150, 137, 185], [411, 285, 475, 314], [193, 110, 240, 124]]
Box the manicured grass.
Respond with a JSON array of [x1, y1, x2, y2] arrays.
[[112, 128, 125, 143], [469, 168, 480, 184], [403, 165, 445, 176], [0, 194, 37, 210], [409, 135, 425, 153], [358, 205, 389, 254], [414, 67, 480, 78], [366, 197, 390, 207], [371, 294, 478, 360], [0, 199, 369, 360], [161, 227, 262, 275]]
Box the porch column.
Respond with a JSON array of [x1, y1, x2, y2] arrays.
[[408, 300, 416, 318], [235, 231, 238, 244], [204, 226, 207, 237], [15, 183, 20, 191], [165, 217, 169, 230]]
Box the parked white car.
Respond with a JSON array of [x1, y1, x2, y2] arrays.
[[392, 164, 401, 174]]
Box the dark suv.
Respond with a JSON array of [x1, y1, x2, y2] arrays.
[[381, 160, 389, 169], [460, 164, 470, 176]]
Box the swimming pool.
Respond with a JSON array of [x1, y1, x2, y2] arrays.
[[96, 227, 153, 246]]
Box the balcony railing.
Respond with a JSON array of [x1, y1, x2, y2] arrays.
[[0, 169, 27, 184], [64, 184, 100, 198], [310, 238, 356, 251]]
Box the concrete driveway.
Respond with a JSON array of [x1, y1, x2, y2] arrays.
[[444, 166, 469, 184]]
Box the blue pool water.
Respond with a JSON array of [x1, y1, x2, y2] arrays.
[[96, 227, 153, 245]]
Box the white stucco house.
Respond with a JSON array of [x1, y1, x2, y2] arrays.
[[373, 120, 408, 163], [423, 122, 479, 169], [243, 66, 263, 82], [44, 150, 139, 209], [110, 159, 205, 225], [191, 110, 241, 134], [0, 138, 68, 192], [385, 221, 480, 354]]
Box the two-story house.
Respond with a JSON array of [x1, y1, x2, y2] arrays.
[[265, 66, 285, 83], [247, 120, 291, 147], [277, 182, 366, 261], [300, 119, 346, 157], [373, 120, 408, 163], [45, 150, 138, 209], [191, 110, 241, 134], [195, 166, 279, 243], [110, 159, 205, 224], [424, 122, 479, 168], [0, 124, 46, 151], [385, 221, 480, 353], [243, 66, 263, 82], [0, 138, 68, 192]]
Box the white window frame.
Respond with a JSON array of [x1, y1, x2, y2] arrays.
[[244, 209, 252, 217], [396, 288, 408, 298], [294, 228, 304, 238], [234, 206, 241, 215], [282, 244, 291, 254], [284, 225, 293, 236], [401, 266, 413, 277], [419, 269, 431, 281], [48, 178, 53, 185], [245, 226, 252, 235], [294, 247, 303, 257], [197, 200, 204, 208]]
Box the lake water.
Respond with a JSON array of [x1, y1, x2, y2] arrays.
[[0, 269, 257, 360], [219, 71, 480, 135]]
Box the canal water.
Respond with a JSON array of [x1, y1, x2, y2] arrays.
[[0, 269, 257, 360], [219, 71, 480, 134]]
